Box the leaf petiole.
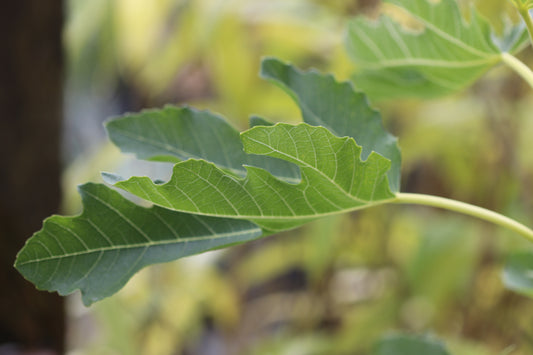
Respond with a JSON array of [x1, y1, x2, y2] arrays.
[[512, 0, 533, 45], [393, 192, 533, 243], [501, 52, 533, 89]]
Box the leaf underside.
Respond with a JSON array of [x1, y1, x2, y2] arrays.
[[15, 183, 262, 305], [15, 58, 399, 304], [106, 105, 301, 183], [346, 0, 528, 99]]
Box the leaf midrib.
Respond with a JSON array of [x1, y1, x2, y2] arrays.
[[402, 5, 496, 58], [356, 56, 501, 70], [16, 227, 262, 266]]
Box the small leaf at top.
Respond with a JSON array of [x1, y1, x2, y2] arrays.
[[261, 58, 401, 192], [249, 115, 274, 127], [346, 0, 528, 99], [14, 183, 262, 305]]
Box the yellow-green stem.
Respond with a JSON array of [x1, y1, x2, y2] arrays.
[[501, 52, 533, 89], [393, 193, 533, 243], [517, 4, 533, 46]]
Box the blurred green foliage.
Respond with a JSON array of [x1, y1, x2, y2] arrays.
[[63, 0, 533, 354]]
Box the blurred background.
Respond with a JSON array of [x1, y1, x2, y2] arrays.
[[3, 0, 533, 354]]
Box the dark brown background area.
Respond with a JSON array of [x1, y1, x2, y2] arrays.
[[0, 1, 65, 353]]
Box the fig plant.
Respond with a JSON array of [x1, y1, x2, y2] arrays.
[[14, 0, 533, 353]]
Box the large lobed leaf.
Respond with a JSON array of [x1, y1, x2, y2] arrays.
[[15, 58, 399, 304], [346, 0, 528, 99], [111, 123, 395, 233]]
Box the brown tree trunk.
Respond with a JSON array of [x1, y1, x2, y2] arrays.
[[0, 1, 65, 354]]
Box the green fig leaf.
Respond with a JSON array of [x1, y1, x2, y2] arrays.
[[346, 0, 528, 99], [112, 123, 395, 233]]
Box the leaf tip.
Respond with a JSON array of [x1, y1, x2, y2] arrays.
[[101, 171, 125, 185]]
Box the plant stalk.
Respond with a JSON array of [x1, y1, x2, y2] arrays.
[[516, 4, 533, 46], [501, 53, 533, 89], [393, 193, 533, 243]]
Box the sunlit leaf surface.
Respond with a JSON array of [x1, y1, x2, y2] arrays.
[[112, 123, 395, 233]]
